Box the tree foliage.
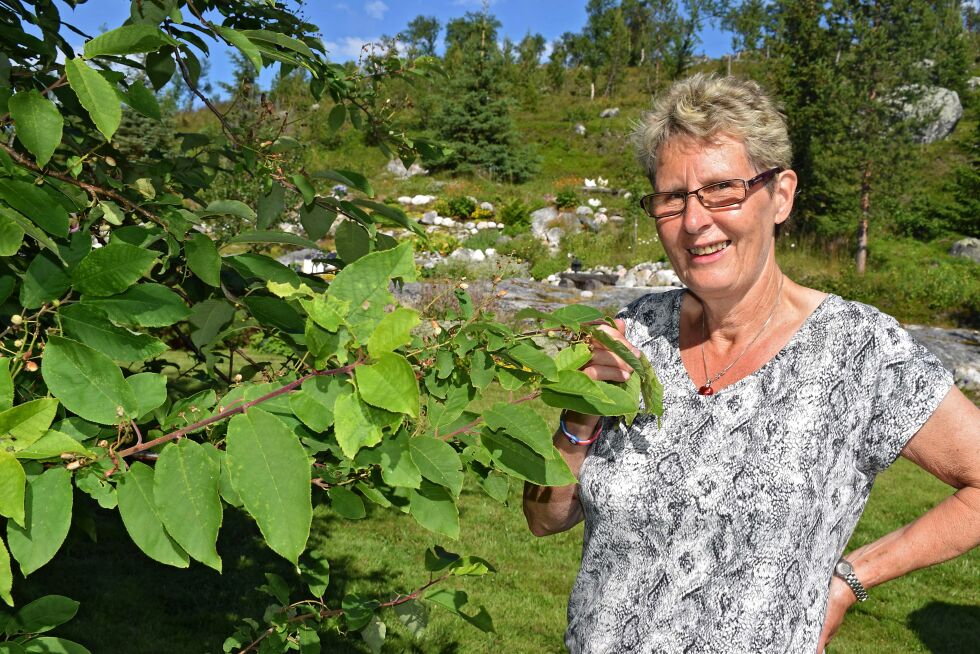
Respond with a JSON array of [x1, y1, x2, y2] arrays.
[[0, 1, 660, 651]]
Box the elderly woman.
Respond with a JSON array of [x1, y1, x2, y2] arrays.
[[523, 74, 980, 653]]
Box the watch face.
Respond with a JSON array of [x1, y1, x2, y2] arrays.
[[836, 560, 853, 576]]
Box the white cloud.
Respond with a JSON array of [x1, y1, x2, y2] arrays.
[[324, 36, 385, 61], [364, 1, 388, 19]]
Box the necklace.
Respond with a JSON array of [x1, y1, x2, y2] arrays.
[[697, 274, 784, 396]]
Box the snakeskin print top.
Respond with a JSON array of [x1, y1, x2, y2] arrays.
[[565, 290, 953, 653]]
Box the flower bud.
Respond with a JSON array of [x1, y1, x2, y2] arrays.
[[10, 314, 23, 326], [13, 339, 22, 348], [24, 361, 38, 372]]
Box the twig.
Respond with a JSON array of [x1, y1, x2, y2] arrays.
[[114, 362, 361, 460], [437, 390, 541, 440]]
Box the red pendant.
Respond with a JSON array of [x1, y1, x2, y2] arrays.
[[697, 385, 714, 396]]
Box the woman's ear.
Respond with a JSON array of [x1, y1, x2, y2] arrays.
[[773, 169, 798, 225]]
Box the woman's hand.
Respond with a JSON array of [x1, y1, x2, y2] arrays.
[[581, 319, 641, 383], [817, 577, 856, 653]]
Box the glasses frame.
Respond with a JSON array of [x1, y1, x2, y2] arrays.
[[639, 167, 784, 220]]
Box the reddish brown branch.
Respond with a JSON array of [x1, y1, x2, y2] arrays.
[[437, 390, 541, 440], [114, 362, 360, 460]]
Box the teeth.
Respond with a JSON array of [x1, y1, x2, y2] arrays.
[[689, 241, 731, 256]]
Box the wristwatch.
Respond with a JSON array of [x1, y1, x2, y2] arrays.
[[834, 557, 869, 602]]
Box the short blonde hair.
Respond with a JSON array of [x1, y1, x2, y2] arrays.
[[633, 74, 792, 182]]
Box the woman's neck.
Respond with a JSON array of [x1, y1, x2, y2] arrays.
[[692, 265, 785, 347]]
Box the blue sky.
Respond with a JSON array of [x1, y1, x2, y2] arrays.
[[58, 1, 733, 89]]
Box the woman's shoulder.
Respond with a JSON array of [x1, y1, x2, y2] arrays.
[[616, 288, 685, 344]]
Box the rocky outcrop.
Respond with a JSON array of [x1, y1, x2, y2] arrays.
[[900, 86, 963, 144], [949, 238, 980, 264]]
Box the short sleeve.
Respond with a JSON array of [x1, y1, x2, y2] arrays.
[[858, 312, 954, 475]]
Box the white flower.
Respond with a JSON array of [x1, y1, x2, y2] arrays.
[[597, 177, 609, 187], [584, 178, 597, 188], [588, 198, 602, 207]]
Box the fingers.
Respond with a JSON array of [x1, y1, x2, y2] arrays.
[[582, 363, 632, 383], [581, 320, 640, 383]]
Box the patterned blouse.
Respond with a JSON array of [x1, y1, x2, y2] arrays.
[[566, 290, 953, 653]]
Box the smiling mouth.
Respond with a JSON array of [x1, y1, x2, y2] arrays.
[[688, 240, 731, 256]]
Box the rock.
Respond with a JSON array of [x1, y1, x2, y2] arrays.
[[575, 205, 594, 216], [479, 201, 494, 212], [574, 123, 587, 136], [949, 237, 980, 264], [968, 77, 980, 90], [476, 221, 489, 230], [420, 211, 438, 225], [899, 85, 963, 144], [485, 248, 496, 258], [609, 215, 625, 225], [397, 196, 413, 204], [654, 269, 682, 286], [411, 194, 435, 206], [634, 269, 654, 286], [449, 247, 485, 263], [530, 206, 559, 239], [580, 215, 599, 232], [955, 364, 980, 392], [580, 290, 594, 298], [545, 226, 564, 247], [599, 107, 620, 118], [464, 221, 475, 230], [386, 158, 428, 179]]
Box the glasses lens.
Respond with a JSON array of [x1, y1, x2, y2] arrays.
[[649, 193, 685, 218], [698, 180, 746, 207]]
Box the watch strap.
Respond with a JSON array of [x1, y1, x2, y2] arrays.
[[835, 557, 869, 602]]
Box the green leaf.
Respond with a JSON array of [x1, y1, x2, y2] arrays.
[[313, 169, 373, 197], [117, 462, 190, 567], [409, 438, 463, 497], [243, 295, 303, 333], [0, 358, 11, 412], [505, 342, 558, 381], [328, 487, 366, 519], [555, 343, 592, 371], [0, 452, 25, 527], [20, 253, 69, 309], [83, 24, 169, 57], [15, 430, 92, 461], [333, 393, 384, 459], [409, 480, 459, 539], [22, 638, 91, 654], [6, 467, 72, 576], [289, 375, 350, 432], [154, 439, 222, 572], [377, 432, 422, 489], [355, 353, 420, 418], [225, 230, 319, 250], [213, 26, 263, 73], [299, 203, 336, 240], [360, 615, 386, 654], [342, 593, 379, 632], [13, 595, 79, 633], [144, 48, 176, 90], [330, 242, 416, 342], [65, 58, 121, 141], [80, 284, 190, 328], [299, 551, 330, 597], [238, 29, 314, 58], [483, 403, 554, 458], [123, 81, 161, 120], [71, 242, 157, 296], [292, 174, 316, 205], [300, 294, 349, 332], [225, 253, 299, 285], [0, 536, 12, 606], [98, 201, 125, 226], [480, 429, 576, 487], [367, 308, 420, 358], [226, 409, 312, 565], [327, 103, 346, 131], [353, 199, 424, 236], [41, 336, 138, 425], [197, 200, 256, 221], [335, 220, 371, 263], [8, 90, 62, 167], [427, 384, 472, 433], [424, 589, 494, 632], [256, 182, 285, 229], [125, 372, 167, 418], [184, 232, 221, 286], [0, 210, 24, 256], [0, 398, 60, 452], [585, 326, 662, 416], [0, 180, 69, 238], [394, 599, 428, 638], [469, 349, 495, 390], [188, 298, 236, 349], [540, 370, 639, 415], [58, 304, 167, 363]]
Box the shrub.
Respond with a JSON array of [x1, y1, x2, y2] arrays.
[[462, 229, 502, 251], [555, 189, 578, 208], [426, 231, 462, 255], [498, 199, 531, 236], [471, 207, 494, 221], [443, 194, 477, 218]]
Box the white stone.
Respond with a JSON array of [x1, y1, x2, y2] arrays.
[[386, 158, 428, 179], [464, 221, 475, 230], [634, 269, 653, 286], [420, 211, 438, 225], [588, 198, 602, 207], [411, 194, 435, 205], [397, 196, 413, 204], [580, 290, 594, 298], [584, 178, 597, 188], [574, 123, 587, 136], [576, 205, 594, 216], [479, 201, 494, 212], [476, 221, 489, 230], [599, 107, 620, 118], [546, 226, 564, 246], [484, 248, 497, 257], [654, 269, 682, 286], [530, 206, 559, 240], [609, 215, 625, 224]]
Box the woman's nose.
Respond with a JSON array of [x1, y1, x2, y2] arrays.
[[681, 195, 713, 233]]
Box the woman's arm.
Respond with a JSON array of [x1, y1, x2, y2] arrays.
[[522, 319, 640, 537], [818, 386, 980, 652]]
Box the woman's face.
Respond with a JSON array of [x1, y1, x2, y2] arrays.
[[652, 134, 796, 302]]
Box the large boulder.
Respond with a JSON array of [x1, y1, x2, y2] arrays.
[[386, 158, 427, 179], [899, 86, 963, 144], [530, 206, 559, 240], [949, 237, 980, 264]]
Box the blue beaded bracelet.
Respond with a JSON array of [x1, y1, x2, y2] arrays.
[[559, 412, 603, 446]]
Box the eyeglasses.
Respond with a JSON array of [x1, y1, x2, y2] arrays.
[[639, 167, 783, 219]]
